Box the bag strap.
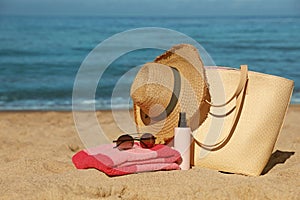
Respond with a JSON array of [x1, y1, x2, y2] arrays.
[[193, 65, 249, 151], [205, 65, 248, 107]]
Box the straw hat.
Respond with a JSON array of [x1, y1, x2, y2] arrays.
[[131, 44, 211, 144]]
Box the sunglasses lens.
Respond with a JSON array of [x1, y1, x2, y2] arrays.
[[116, 135, 134, 150], [140, 133, 156, 148]]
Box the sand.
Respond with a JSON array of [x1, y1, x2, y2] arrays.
[[0, 106, 299, 199]]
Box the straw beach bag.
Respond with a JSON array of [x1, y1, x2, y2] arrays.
[[192, 65, 294, 176]]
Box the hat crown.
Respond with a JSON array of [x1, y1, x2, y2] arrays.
[[131, 63, 175, 117]]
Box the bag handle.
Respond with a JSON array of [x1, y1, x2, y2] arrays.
[[205, 65, 248, 107], [193, 65, 249, 151]]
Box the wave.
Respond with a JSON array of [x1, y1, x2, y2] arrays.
[[215, 43, 300, 52], [71, 47, 93, 52], [291, 91, 300, 104], [0, 49, 43, 57], [0, 97, 132, 111], [0, 88, 72, 101]]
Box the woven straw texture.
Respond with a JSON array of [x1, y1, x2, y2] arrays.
[[193, 67, 294, 176], [131, 44, 211, 144]]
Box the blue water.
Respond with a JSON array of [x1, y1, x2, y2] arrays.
[[0, 15, 300, 110]]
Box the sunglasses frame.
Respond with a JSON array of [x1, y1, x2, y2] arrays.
[[113, 133, 157, 150]]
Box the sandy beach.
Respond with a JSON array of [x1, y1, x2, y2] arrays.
[[0, 105, 299, 199]]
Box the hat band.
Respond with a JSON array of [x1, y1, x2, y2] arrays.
[[140, 66, 181, 123]]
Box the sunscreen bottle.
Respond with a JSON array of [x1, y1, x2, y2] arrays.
[[174, 112, 191, 170]]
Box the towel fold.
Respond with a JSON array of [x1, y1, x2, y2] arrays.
[[72, 143, 181, 176]]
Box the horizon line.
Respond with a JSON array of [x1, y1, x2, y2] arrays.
[[1, 13, 300, 18]]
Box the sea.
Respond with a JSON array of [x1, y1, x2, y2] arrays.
[[0, 15, 300, 110]]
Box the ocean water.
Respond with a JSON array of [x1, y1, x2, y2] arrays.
[[0, 15, 299, 110]]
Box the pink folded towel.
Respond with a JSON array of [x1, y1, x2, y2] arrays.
[[72, 143, 181, 176]]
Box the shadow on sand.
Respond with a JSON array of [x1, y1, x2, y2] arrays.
[[261, 150, 295, 175]]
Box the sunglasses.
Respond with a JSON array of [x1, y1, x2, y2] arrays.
[[113, 133, 157, 150]]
